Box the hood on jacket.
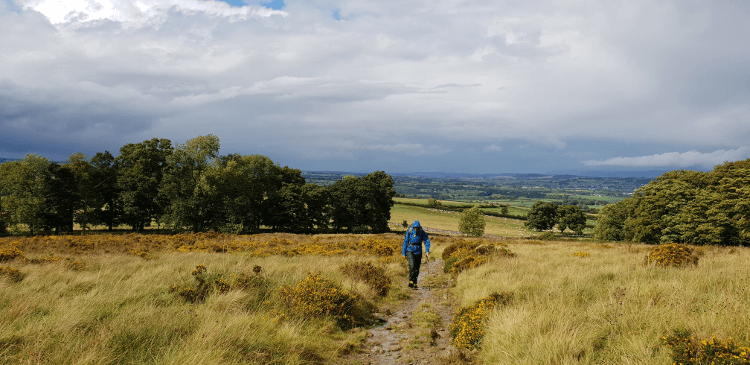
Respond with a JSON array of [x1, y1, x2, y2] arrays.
[[412, 221, 422, 228]]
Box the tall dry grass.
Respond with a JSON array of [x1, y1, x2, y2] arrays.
[[451, 240, 750, 364], [0, 233, 416, 364]]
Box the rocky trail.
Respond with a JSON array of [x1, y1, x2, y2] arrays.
[[340, 258, 470, 365]]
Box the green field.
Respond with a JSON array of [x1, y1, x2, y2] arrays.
[[391, 198, 594, 237]]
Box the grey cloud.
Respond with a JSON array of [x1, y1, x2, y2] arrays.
[[3, 0, 750, 172]]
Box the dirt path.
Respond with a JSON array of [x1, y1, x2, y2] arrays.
[[340, 259, 468, 365]]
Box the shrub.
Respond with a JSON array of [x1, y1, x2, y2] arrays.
[[0, 266, 24, 283], [442, 241, 479, 260], [443, 256, 461, 273], [171, 264, 230, 303], [646, 243, 699, 268], [340, 261, 392, 297], [450, 292, 513, 350], [279, 273, 368, 329], [443, 240, 515, 275], [0, 246, 23, 262], [451, 256, 490, 276], [359, 237, 399, 257], [23, 255, 59, 264], [67, 259, 86, 271], [540, 231, 556, 241], [662, 328, 750, 364]]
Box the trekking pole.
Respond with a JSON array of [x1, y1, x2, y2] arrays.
[[427, 255, 431, 291]]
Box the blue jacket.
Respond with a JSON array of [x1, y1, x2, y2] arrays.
[[402, 220, 430, 256]]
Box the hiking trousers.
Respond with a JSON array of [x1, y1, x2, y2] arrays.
[[407, 251, 422, 287]]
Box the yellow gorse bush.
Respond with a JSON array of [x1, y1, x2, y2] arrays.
[[662, 329, 750, 364], [646, 243, 699, 268], [450, 292, 513, 350], [0, 245, 23, 262], [66, 259, 86, 271], [0, 265, 24, 283], [279, 272, 358, 328], [0, 233, 403, 257], [442, 238, 515, 275]]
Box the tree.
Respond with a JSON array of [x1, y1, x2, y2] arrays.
[[459, 206, 485, 237], [524, 201, 558, 231], [593, 202, 629, 241], [327, 171, 396, 233], [117, 138, 173, 231], [362, 171, 397, 233], [210, 154, 280, 233], [0, 155, 50, 235], [160, 135, 221, 232], [42, 163, 78, 233], [556, 205, 586, 235], [89, 151, 121, 230], [67, 153, 95, 231], [261, 165, 307, 231]]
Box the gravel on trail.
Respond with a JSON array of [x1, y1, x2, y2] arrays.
[[338, 258, 473, 365]]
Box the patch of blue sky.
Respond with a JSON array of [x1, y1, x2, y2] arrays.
[[215, 0, 284, 9], [260, 0, 285, 9], [332, 9, 341, 20], [216, 0, 247, 7]]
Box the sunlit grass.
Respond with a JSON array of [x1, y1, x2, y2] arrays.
[[0, 244, 407, 364], [451, 240, 750, 364], [390, 203, 531, 237]]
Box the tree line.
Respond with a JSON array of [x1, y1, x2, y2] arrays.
[[593, 159, 750, 246], [0, 135, 396, 235], [524, 201, 588, 235]]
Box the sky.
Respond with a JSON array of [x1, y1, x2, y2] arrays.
[[1, 0, 749, 174]]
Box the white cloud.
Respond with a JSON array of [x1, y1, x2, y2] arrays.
[[485, 144, 502, 152], [582, 147, 750, 169], [23, 0, 284, 26]]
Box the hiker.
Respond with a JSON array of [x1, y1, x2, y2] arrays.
[[402, 220, 431, 289]]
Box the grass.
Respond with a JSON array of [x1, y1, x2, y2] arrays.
[[390, 202, 531, 237], [0, 244, 409, 364], [4, 202, 747, 364], [451, 240, 750, 364]]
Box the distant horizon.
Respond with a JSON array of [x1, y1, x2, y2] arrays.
[[1, 155, 679, 179]]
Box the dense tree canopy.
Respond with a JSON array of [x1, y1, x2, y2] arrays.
[[524, 201, 559, 231], [0, 155, 51, 235], [594, 161, 750, 246], [557, 205, 586, 235], [117, 138, 173, 231], [0, 135, 397, 236]]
